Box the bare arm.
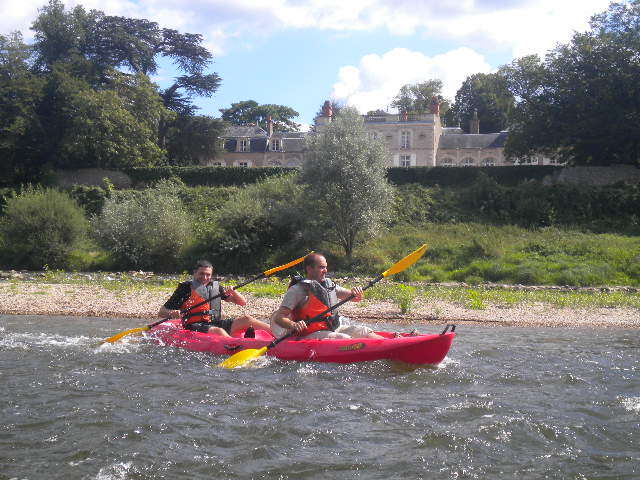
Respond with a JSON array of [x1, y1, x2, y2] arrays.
[[222, 286, 247, 306], [337, 286, 363, 302], [270, 306, 307, 334], [158, 305, 181, 319]]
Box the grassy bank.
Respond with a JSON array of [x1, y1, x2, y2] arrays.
[[353, 223, 640, 287]]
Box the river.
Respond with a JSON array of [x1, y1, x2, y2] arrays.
[[1, 315, 638, 479]]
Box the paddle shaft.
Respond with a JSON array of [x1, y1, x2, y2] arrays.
[[267, 273, 384, 349], [146, 273, 267, 330]]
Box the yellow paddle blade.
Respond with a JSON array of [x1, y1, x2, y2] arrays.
[[100, 326, 148, 344], [263, 251, 313, 276], [382, 244, 428, 278], [218, 346, 268, 369]]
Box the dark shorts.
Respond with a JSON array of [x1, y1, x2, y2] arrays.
[[184, 319, 234, 334]]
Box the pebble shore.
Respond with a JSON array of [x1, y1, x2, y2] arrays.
[[1, 280, 639, 329]]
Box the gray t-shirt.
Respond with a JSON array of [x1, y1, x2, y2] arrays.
[[281, 281, 351, 311]]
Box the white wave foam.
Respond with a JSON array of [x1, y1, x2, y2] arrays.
[[0, 332, 94, 350], [95, 461, 133, 480], [620, 396, 640, 414]]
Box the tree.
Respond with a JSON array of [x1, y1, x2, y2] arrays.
[[450, 73, 514, 133], [28, 0, 222, 167], [390, 80, 451, 118], [219, 100, 300, 132], [0, 32, 46, 185], [165, 115, 226, 165], [301, 107, 394, 258], [503, 1, 640, 166], [52, 70, 169, 168]]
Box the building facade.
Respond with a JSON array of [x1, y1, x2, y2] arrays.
[[212, 103, 555, 168]]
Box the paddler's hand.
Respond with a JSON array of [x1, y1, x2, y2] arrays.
[[290, 320, 307, 335], [350, 286, 363, 302], [167, 309, 181, 319]]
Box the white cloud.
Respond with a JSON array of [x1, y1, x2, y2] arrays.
[[330, 47, 493, 113], [3, 0, 612, 58]]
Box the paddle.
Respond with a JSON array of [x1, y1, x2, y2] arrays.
[[100, 252, 313, 344], [218, 243, 428, 369]]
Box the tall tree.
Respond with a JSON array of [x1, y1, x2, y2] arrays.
[[301, 107, 393, 258], [219, 100, 300, 132], [29, 0, 223, 166], [503, 1, 640, 165], [0, 32, 46, 185], [450, 72, 514, 133], [390, 80, 451, 118]]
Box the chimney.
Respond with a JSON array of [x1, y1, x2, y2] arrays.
[[267, 115, 273, 137], [470, 109, 480, 134], [431, 97, 441, 116]]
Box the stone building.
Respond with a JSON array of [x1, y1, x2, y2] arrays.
[[215, 118, 305, 168], [212, 101, 556, 168]]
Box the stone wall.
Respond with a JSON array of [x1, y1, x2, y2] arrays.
[[543, 165, 640, 186], [55, 169, 133, 188]]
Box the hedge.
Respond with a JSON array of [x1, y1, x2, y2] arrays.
[[386, 165, 562, 186], [124, 166, 297, 186], [115, 165, 564, 188]]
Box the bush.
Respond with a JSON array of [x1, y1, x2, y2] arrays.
[[67, 185, 110, 215], [92, 180, 191, 271], [186, 173, 306, 273], [0, 188, 89, 269]]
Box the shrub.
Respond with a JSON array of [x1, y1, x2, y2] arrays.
[[0, 188, 89, 269], [92, 180, 191, 271], [187, 173, 306, 273], [67, 185, 110, 215]]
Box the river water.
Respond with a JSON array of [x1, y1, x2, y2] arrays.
[[1, 315, 638, 480]]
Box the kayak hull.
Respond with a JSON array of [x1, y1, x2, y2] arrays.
[[150, 320, 455, 365]]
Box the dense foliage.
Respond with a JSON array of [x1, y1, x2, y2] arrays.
[[449, 72, 514, 134], [92, 180, 191, 271], [502, 0, 640, 165], [0, 0, 224, 185], [0, 188, 88, 269]]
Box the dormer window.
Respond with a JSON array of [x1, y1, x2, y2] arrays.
[[240, 139, 250, 152], [271, 139, 281, 151]]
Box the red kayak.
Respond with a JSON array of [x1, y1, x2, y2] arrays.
[[150, 320, 456, 365]]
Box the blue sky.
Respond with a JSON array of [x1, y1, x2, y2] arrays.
[[2, 0, 614, 128]]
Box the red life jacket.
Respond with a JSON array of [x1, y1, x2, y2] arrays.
[[291, 279, 340, 335], [180, 281, 222, 325]]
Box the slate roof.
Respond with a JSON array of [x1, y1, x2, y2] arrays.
[[439, 131, 508, 149], [221, 125, 267, 138]]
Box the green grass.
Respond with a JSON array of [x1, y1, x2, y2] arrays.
[[354, 223, 640, 287]]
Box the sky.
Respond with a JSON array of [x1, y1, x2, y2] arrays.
[[1, 0, 615, 129]]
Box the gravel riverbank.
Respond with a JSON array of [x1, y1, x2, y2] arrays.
[[1, 281, 638, 329]]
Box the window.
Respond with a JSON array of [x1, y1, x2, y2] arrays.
[[271, 139, 280, 151], [238, 161, 249, 168], [268, 160, 282, 166], [211, 161, 223, 167], [240, 139, 250, 152], [401, 131, 411, 149], [482, 158, 495, 167], [442, 158, 455, 167], [400, 154, 412, 167], [461, 158, 475, 167]]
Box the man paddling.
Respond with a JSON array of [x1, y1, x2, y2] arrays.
[[159, 260, 271, 337], [270, 253, 384, 339]]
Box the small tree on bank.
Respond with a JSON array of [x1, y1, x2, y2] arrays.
[[302, 108, 394, 258]]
